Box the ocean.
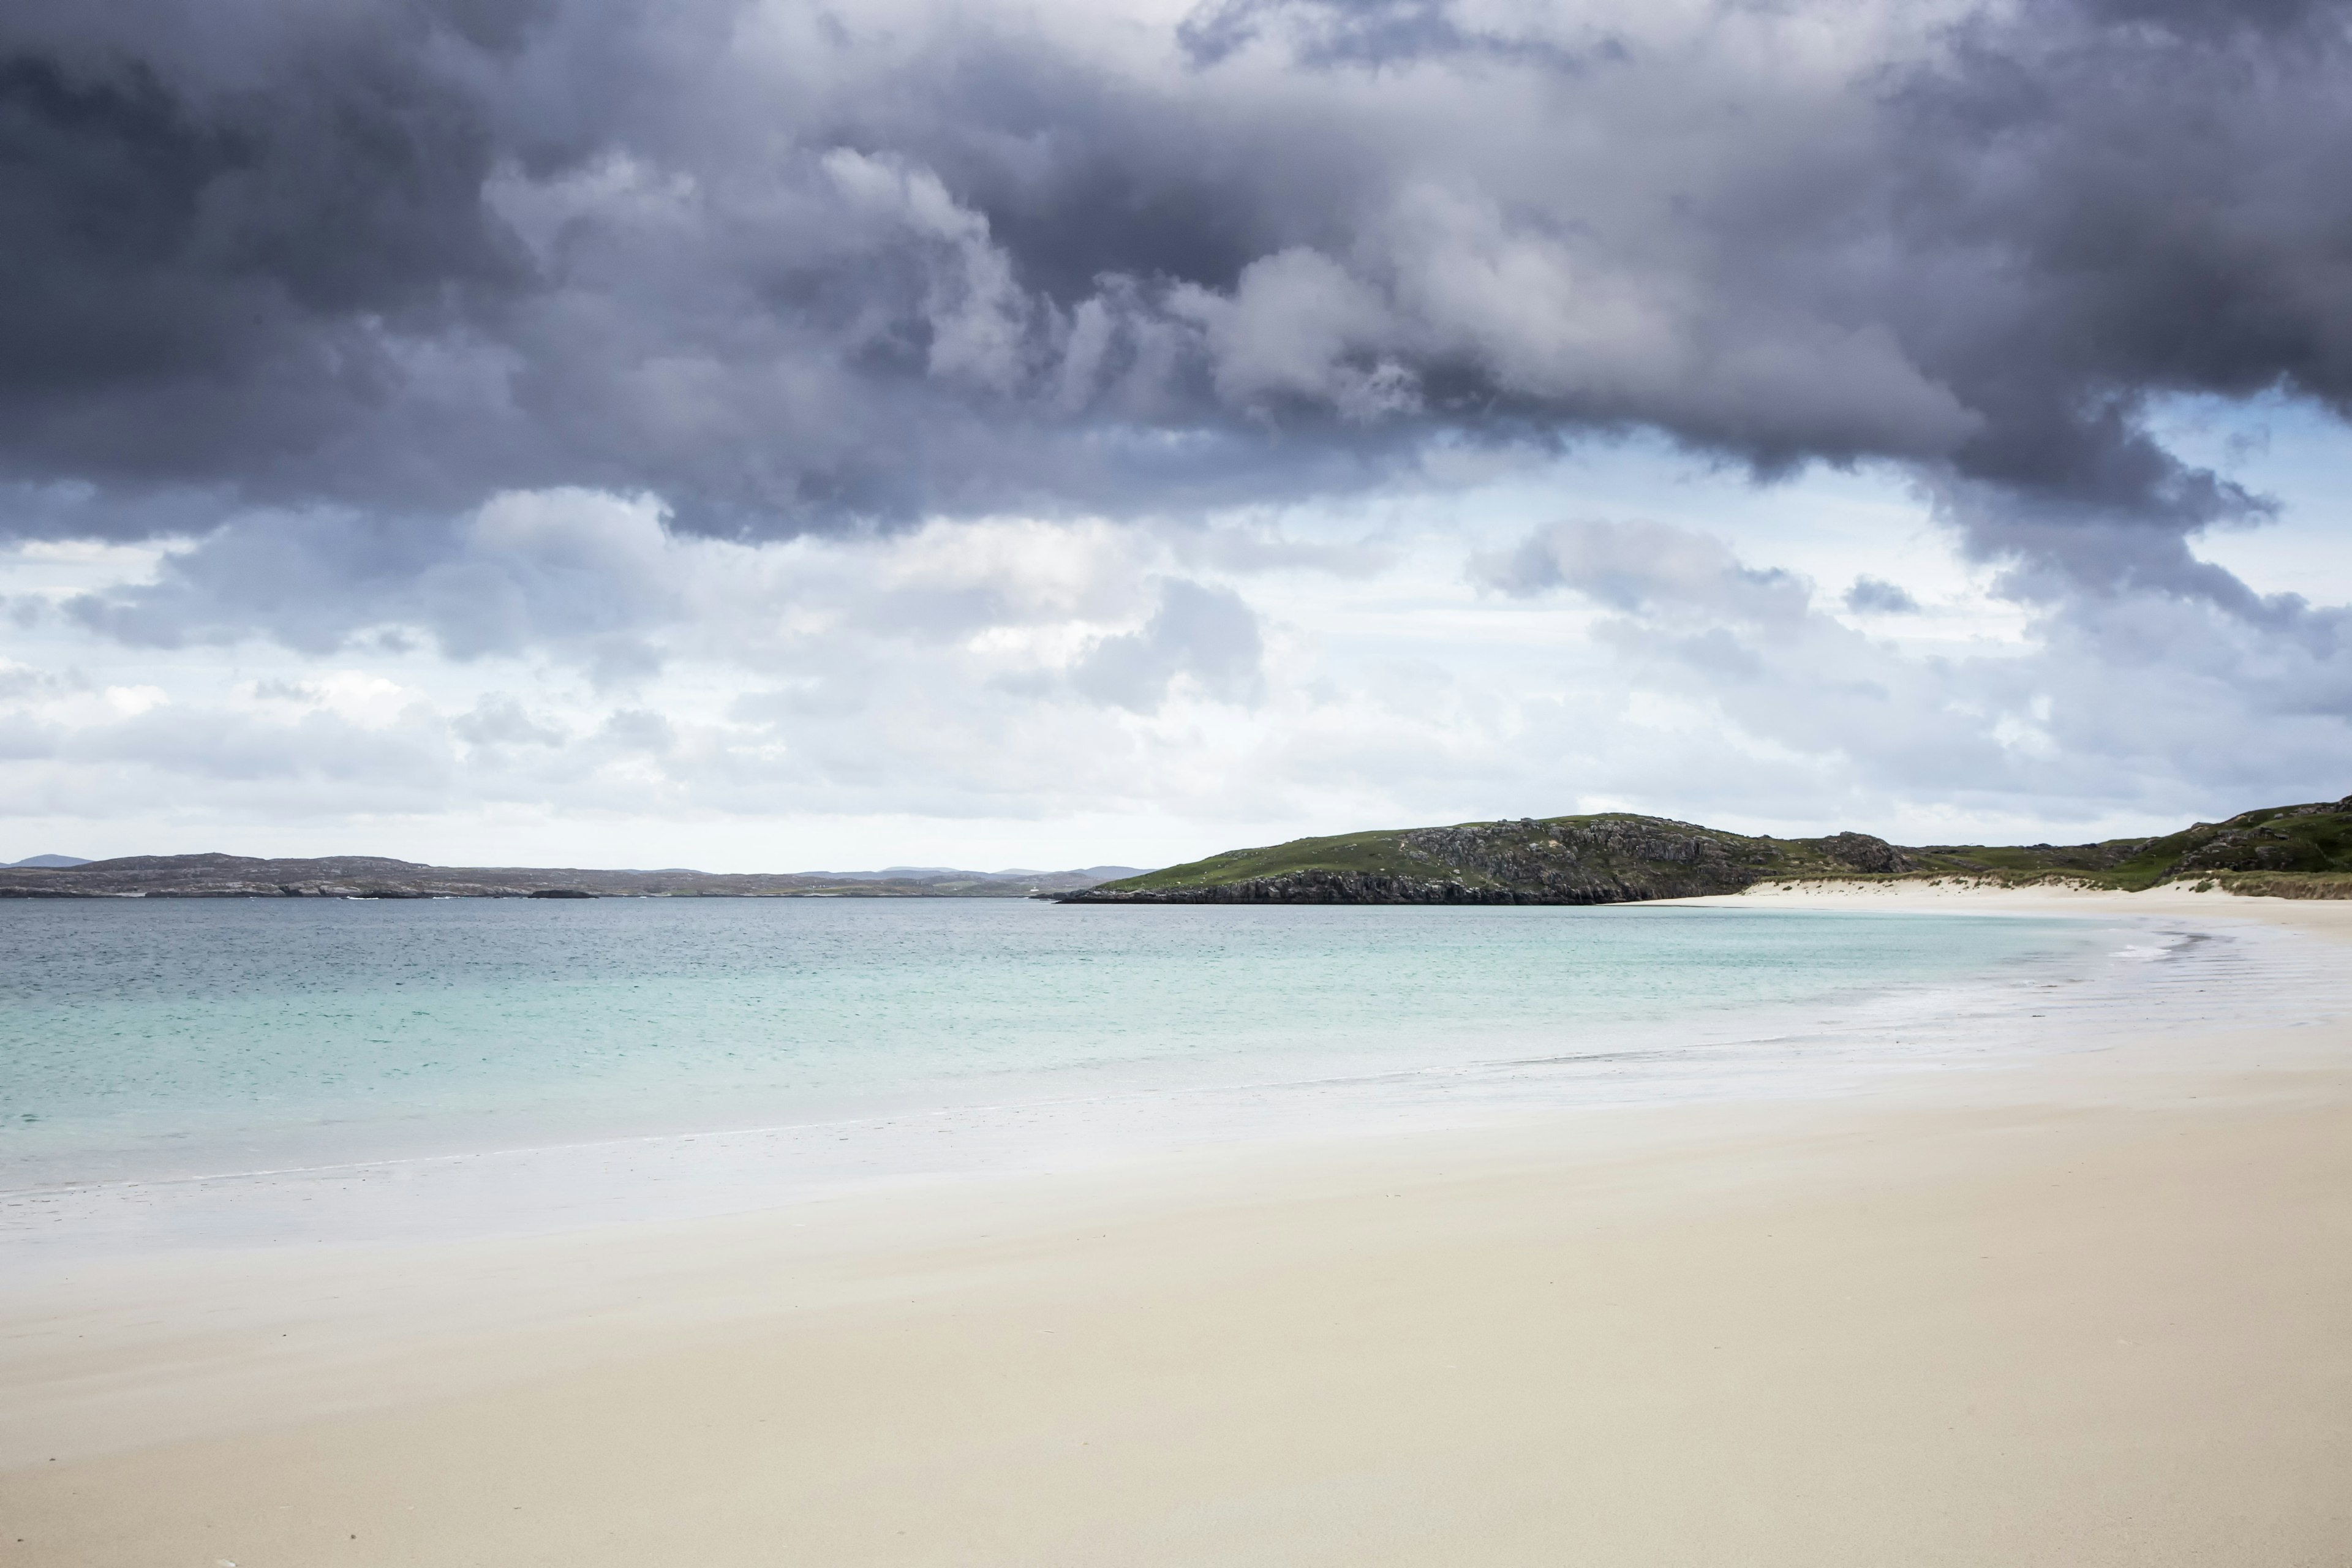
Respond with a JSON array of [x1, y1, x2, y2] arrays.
[[0, 895, 2281, 1256]]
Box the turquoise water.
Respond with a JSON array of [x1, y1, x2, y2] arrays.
[[0, 896, 2117, 1191]]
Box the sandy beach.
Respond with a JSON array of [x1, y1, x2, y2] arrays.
[[4, 886, 2349, 1566]]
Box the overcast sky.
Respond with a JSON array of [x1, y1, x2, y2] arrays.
[[6, 0, 2352, 870]]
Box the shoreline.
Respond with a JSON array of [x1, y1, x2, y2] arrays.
[[1673, 876, 2351, 917], [2, 897, 2239, 1263], [4, 888, 2348, 1563]]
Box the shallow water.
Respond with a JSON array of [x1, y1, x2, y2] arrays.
[[6, 895, 2130, 1190]]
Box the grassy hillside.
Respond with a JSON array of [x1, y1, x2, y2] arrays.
[[1910, 796, 2352, 892], [1067, 795, 2352, 905], [1072, 813, 1917, 905]]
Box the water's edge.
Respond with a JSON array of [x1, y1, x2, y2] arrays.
[[5, 900, 2325, 1267]]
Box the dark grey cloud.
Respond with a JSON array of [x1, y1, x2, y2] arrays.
[[1175, 0, 1611, 70], [0, 0, 535, 513], [1872, 0, 2352, 595], [4, 0, 2352, 628]]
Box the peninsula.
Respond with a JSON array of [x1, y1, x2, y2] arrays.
[[1060, 794, 2352, 904]]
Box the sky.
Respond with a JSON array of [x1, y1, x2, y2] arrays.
[[6, 0, 2352, 871]]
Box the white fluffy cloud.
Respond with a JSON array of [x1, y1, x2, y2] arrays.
[[7, 439, 2350, 867]]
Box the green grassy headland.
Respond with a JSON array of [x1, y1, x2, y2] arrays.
[[1066, 795, 2352, 904]]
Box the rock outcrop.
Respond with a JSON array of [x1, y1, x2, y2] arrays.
[[1804, 832, 1918, 874]]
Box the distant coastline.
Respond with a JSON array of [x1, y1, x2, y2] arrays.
[[0, 853, 1144, 900], [18, 791, 2352, 905]]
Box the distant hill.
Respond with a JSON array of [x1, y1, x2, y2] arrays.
[[5, 854, 89, 869], [812, 865, 1146, 883], [0, 855, 1139, 900], [1060, 796, 2352, 905]]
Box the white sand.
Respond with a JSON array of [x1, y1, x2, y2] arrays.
[[4, 884, 2349, 1566], [1676, 874, 2352, 922]]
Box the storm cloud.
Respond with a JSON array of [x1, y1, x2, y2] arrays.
[[7, 0, 2352, 861], [4, 0, 2350, 578]]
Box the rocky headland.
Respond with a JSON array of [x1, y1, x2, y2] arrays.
[[1060, 795, 2352, 905]]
